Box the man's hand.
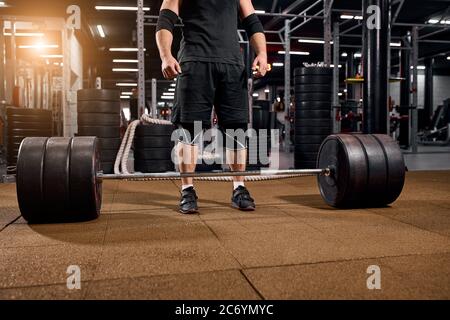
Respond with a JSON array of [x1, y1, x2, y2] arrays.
[[252, 53, 268, 78], [161, 56, 182, 79]]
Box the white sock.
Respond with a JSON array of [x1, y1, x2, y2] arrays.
[[182, 184, 194, 191], [233, 181, 245, 190]]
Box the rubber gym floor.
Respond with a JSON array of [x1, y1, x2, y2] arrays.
[[0, 171, 449, 299]]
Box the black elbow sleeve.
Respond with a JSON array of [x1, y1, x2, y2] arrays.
[[242, 13, 264, 38], [156, 9, 179, 34]]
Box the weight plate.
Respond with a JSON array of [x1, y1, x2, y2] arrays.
[[295, 135, 328, 144], [294, 67, 332, 77], [98, 138, 122, 150], [7, 107, 52, 117], [135, 124, 176, 137], [295, 126, 331, 135], [296, 92, 332, 101], [7, 128, 52, 136], [77, 100, 121, 114], [77, 89, 120, 102], [78, 113, 121, 126], [69, 137, 102, 221], [77, 125, 120, 138], [372, 134, 405, 205], [295, 84, 332, 93], [99, 149, 118, 162], [134, 147, 174, 160], [294, 75, 332, 85], [7, 113, 52, 123], [43, 138, 71, 219], [135, 136, 175, 149], [317, 134, 368, 208], [294, 152, 318, 162], [8, 121, 52, 130], [294, 143, 321, 153], [16, 137, 49, 222], [134, 159, 175, 173], [294, 159, 317, 169], [296, 119, 331, 127], [295, 101, 331, 111], [101, 162, 114, 174], [353, 134, 388, 207], [296, 110, 331, 119]]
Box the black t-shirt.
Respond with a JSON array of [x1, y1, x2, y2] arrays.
[[178, 0, 244, 66]]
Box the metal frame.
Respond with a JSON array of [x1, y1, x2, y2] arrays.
[[137, 0, 146, 118]]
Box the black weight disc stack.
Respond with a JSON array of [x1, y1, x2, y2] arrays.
[[6, 107, 53, 174], [134, 123, 176, 173], [294, 67, 332, 169], [77, 89, 121, 174]]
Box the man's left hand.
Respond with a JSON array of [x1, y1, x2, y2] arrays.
[[252, 54, 268, 78]]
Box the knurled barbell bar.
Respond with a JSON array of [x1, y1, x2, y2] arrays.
[[15, 134, 406, 223]]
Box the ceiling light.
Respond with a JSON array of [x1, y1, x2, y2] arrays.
[[278, 50, 310, 56], [4, 32, 44, 37], [18, 44, 59, 49], [341, 52, 348, 57], [163, 92, 175, 96], [338, 92, 343, 96], [252, 93, 259, 97], [109, 48, 146, 52], [272, 62, 284, 67], [255, 10, 266, 14], [120, 95, 131, 99], [121, 92, 133, 95], [447, 56, 450, 60], [354, 53, 362, 58], [161, 96, 174, 100], [264, 89, 270, 93], [95, 6, 150, 11], [40, 54, 63, 58], [113, 59, 138, 63], [354, 16, 363, 20], [170, 83, 176, 87], [330, 64, 342, 68], [411, 65, 426, 70], [112, 68, 138, 72], [340, 15, 354, 20], [428, 19, 439, 24], [116, 83, 138, 87], [298, 39, 325, 44], [168, 88, 175, 92], [97, 25, 106, 38], [390, 42, 401, 47]]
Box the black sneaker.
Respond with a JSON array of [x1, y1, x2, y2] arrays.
[[231, 186, 255, 211], [179, 187, 199, 214]]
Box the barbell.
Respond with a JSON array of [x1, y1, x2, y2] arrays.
[[15, 133, 405, 223]]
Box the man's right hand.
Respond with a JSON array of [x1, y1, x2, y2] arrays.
[[161, 56, 182, 79]]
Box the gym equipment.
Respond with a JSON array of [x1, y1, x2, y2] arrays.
[[13, 133, 405, 223], [77, 101, 121, 114], [77, 89, 120, 102], [295, 84, 332, 93], [78, 113, 121, 126]]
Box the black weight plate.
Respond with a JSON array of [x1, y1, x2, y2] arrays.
[[295, 126, 331, 135], [42, 138, 71, 219], [294, 152, 318, 162], [372, 134, 406, 205], [7, 128, 53, 136], [296, 119, 331, 127], [7, 107, 52, 117], [78, 126, 120, 138], [101, 162, 114, 174], [317, 134, 368, 208], [295, 143, 321, 153], [135, 124, 176, 137], [294, 159, 317, 169], [99, 149, 118, 162], [295, 101, 331, 111], [296, 92, 332, 101], [77, 89, 120, 102], [78, 113, 121, 126], [294, 67, 332, 77], [98, 138, 122, 150], [295, 84, 332, 93], [8, 121, 52, 130], [135, 136, 175, 149], [295, 135, 329, 144], [134, 160, 175, 173], [7, 113, 52, 123], [69, 137, 102, 221], [294, 75, 332, 85], [77, 101, 121, 114], [296, 110, 331, 119], [353, 134, 388, 207], [134, 147, 174, 161], [16, 137, 49, 222]]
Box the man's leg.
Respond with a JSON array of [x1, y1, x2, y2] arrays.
[[226, 148, 246, 189]]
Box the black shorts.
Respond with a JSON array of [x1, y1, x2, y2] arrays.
[[172, 61, 249, 127]]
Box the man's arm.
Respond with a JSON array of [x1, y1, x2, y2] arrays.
[[239, 0, 268, 78], [156, 0, 181, 79]]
